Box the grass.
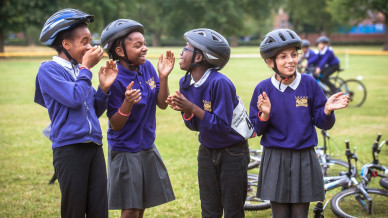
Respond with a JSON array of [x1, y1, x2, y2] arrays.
[[0, 46, 387, 217]]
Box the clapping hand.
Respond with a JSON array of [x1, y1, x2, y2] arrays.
[[99, 59, 118, 93]]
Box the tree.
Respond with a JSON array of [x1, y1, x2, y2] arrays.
[[327, 0, 388, 50], [0, 0, 59, 52], [286, 0, 337, 35]]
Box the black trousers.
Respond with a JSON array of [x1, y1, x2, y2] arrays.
[[53, 143, 108, 218], [320, 64, 340, 92], [197, 140, 249, 218]]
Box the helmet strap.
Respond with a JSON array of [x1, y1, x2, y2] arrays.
[[120, 38, 139, 71], [182, 48, 204, 90], [61, 46, 79, 75], [272, 58, 296, 91]]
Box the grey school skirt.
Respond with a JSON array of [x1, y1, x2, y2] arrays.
[[108, 145, 175, 209], [256, 146, 325, 203]]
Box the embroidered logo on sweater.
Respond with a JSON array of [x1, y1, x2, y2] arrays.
[[203, 100, 212, 112], [295, 96, 308, 107], [146, 77, 156, 90]]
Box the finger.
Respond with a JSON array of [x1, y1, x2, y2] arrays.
[[126, 81, 134, 90], [159, 53, 163, 63], [262, 92, 268, 100]]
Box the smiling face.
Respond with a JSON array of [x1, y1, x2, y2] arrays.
[[266, 47, 299, 78], [63, 25, 92, 64], [118, 31, 148, 66]]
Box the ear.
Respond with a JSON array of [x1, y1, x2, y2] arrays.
[[194, 53, 204, 64], [265, 58, 274, 68], [62, 39, 71, 51], [115, 46, 125, 58]]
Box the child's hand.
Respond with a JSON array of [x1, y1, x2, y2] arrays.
[[324, 92, 349, 115], [125, 81, 141, 105], [157, 50, 175, 79], [82, 46, 104, 69], [257, 91, 271, 120], [98, 59, 118, 93]]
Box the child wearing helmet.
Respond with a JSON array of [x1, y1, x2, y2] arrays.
[[34, 8, 118, 217], [167, 28, 253, 217], [298, 39, 319, 74], [315, 36, 341, 92], [100, 19, 175, 217], [249, 29, 349, 218]]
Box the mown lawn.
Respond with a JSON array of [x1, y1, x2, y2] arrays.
[[0, 46, 387, 217]]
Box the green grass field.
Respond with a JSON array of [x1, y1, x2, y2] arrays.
[[0, 46, 387, 217]]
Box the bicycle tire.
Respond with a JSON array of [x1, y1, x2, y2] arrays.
[[248, 149, 261, 170], [342, 79, 367, 107], [380, 178, 388, 190], [321, 158, 356, 177], [330, 187, 388, 217], [244, 173, 271, 211]]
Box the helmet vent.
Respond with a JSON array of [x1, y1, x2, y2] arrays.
[[279, 33, 286, 41], [211, 33, 222, 42], [265, 37, 275, 44], [288, 31, 295, 39]]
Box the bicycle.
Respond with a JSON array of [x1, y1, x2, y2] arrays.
[[247, 147, 262, 170], [244, 173, 271, 211], [304, 67, 367, 107], [330, 134, 388, 217], [316, 129, 356, 177]]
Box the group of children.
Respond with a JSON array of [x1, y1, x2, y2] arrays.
[[35, 8, 349, 218], [298, 36, 341, 93]]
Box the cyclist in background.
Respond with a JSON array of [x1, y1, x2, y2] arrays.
[[298, 39, 319, 75], [314, 36, 340, 93]]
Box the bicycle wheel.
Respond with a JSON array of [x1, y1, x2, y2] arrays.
[[320, 158, 356, 177], [330, 77, 346, 93], [380, 178, 388, 190], [244, 174, 271, 211], [331, 187, 388, 217], [248, 149, 261, 170], [342, 79, 367, 107]]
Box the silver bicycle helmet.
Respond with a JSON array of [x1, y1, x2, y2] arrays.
[[260, 28, 302, 59], [40, 8, 94, 46], [184, 28, 230, 70], [316, 36, 330, 44], [302, 39, 310, 47], [101, 19, 144, 53]]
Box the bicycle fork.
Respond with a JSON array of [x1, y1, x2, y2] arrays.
[[355, 184, 373, 214]]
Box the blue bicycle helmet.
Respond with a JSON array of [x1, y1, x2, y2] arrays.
[[316, 36, 330, 44], [302, 39, 310, 47], [260, 28, 302, 59], [40, 8, 94, 46]]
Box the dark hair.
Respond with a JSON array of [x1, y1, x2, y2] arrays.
[[49, 22, 88, 53]]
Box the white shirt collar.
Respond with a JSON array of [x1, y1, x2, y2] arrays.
[[319, 46, 329, 55], [190, 68, 212, 87], [271, 72, 301, 92], [53, 56, 79, 79]]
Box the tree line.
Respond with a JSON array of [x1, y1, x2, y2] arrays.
[[1, 0, 387, 52]]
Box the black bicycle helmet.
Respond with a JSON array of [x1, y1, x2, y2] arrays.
[[316, 36, 330, 44], [40, 8, 94, 46], [302, 39, 310, 47], [260, 28, 302, 59], [101, 19, 144, 54], [184, 28, 230, 70]]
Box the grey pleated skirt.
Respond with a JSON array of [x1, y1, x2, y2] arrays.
[[256, 146, 324, 203], [108, 145, 175, 209]]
